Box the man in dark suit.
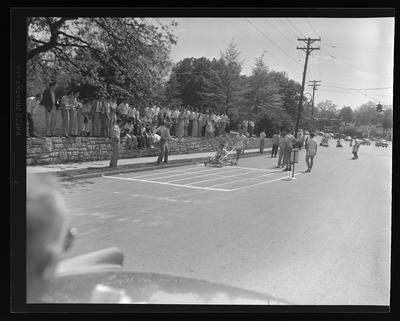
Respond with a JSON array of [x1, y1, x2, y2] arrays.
[[40, 81, 58, 137]]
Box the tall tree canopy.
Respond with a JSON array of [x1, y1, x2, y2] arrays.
[[27, 17, 177, 104]]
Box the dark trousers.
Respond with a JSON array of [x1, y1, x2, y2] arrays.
[[188, 120, 193, 137], [143, 133, 151, 147], [135, 135, 145, 148], [201, 125, 206, 137], [272, 144, 279, 157], [236, 148, 243, 162], [27, 113, 34, 136], [249, 126, 254, 137], [171, 120, 176, 136], [110, 137, 120, 167], [157, 138, 169, 163]]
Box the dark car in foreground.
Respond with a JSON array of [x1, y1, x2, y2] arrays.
[[39, 247, 291, 305]]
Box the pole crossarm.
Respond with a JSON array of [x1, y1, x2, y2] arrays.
[[297, 47, 320, 51]]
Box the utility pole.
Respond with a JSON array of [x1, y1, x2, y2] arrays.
[[308, 80, 321, 117], [295, 37, 320, 137]]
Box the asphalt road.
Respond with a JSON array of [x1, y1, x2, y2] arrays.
[[59, 138, 392, 305]]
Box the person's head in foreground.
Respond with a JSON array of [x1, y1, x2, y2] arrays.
[[26, 174, 76, 302]]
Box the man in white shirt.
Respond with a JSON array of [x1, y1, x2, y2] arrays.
[[118, 100, 129, 124], [271, 131, 280, 158], [26, 94, 41, 137], [305, 132, 318, 172], [110, 119, 122, 168], [155, 122, 171, 164], [259, 129, 266, 153], [235, 130, 248, 164]]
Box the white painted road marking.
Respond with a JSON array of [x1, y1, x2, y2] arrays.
[[102, 175, 232, 192], [229, 172, 305, 191], [208, 169, 284, 188], [103, 167, 303, 192]]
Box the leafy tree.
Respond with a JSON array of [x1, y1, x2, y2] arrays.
[[316, 100, 339, 119], [240, 54, 282, 117], [27, 17, 177, 105], [199, 41, 243, 114], [382, 108, 393, 130], [339, 106, 354, 123], [353, 101, 383, 126]]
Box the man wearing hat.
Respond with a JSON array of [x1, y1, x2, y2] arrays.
[[40, 81, 58, 137]]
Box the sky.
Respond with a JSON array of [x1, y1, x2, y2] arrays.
[[158, 17, 394, 110]]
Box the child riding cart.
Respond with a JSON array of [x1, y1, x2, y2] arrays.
[[204, 142, 237, 167]]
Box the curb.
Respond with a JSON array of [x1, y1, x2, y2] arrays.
[[52, 149, 272, 182]]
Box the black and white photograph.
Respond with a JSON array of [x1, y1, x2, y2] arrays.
[[11, 7, 394, 312]]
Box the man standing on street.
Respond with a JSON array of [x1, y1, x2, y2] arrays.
[[305, 132, 318, 172], [235, 130, 248, 164], [283, 129, 295, 171], [156, 122, 171, 164], [26, 94, 41, 138], [40, 81, 58, 137], [271, 131, 280, 158], [259, 129, 266, 153], [110, 119, 122, 168], [352, 139, 361, 159]]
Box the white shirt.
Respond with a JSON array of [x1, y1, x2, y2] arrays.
[[260, 132, 266, 139], [111, 124, 120, 139], [236, 134, 247, 149], [127, 106, 135, 117], [26, 97, 39, 113], [61, 95, 71, 110], [118, 103, 129, 115]]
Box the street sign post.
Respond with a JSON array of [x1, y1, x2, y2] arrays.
[[290, 148, 299, 179]]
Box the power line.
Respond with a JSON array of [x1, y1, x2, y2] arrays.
[[285, 18, 306, 38], [326, 44, 393, 49], [263, 18, 294, 45], [226, 19, 267, 58], [244, 18, 303, 67], [305, 18, 320, 38], [324, 85, 392, 91], [277, 18, 299, 38]]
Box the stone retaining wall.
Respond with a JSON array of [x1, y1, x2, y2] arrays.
[[27, 136, 272, 165]]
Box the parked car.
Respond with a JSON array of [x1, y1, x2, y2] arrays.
[[375, 139, 388, 148], [344, 136, 352, 141], [360, 138, 371, 146], [320, 138, 329, 147], [323, 133, 331, 139]]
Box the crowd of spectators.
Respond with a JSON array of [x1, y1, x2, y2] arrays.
[[28, 82, 263, 151]]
